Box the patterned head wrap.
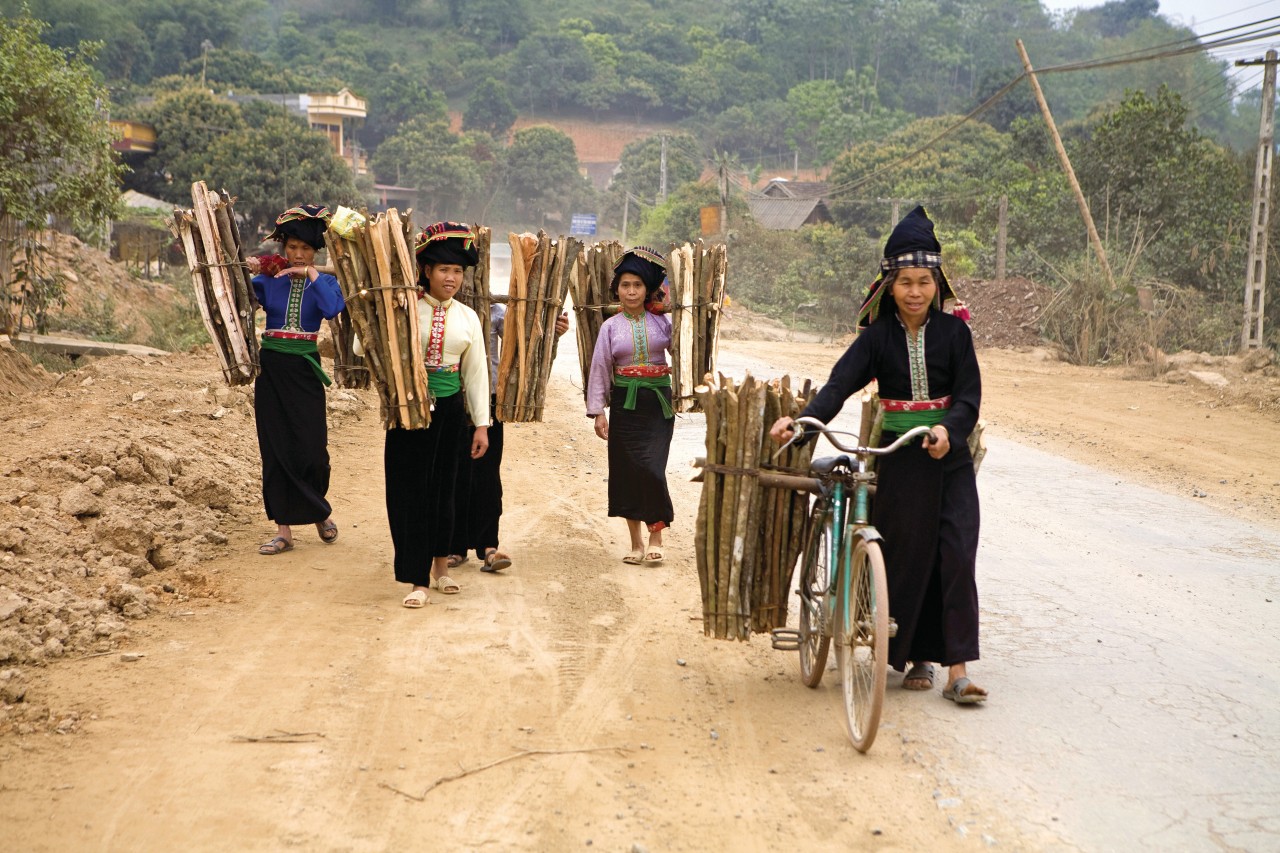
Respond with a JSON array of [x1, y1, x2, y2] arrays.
[[610, 245, 667, 298], [857, 205, 957, 327], [268, 204, 331, 250], [415, 221, 479, 270]]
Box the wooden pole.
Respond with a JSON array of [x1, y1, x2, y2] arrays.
[[1016, 39, 1116, 291], [996, 194, 1008, 281]]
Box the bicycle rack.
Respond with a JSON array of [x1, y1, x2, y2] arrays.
[[770, 628, 801, 651]]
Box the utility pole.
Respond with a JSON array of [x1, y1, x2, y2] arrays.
[[1016, 39, 1116, 291], [621, 192, 630, 245], [996, 194, 1008, 281], [1238, 49, 1277, 350], [658, 136, 668, 204]]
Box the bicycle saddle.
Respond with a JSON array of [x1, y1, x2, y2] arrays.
[[810, 455, 852, 475]]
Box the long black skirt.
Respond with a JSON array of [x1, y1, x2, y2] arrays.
[[872, 434, 980, 671], [384, 391, 465, 587], [607, 384, 674, 527], [254, 348, 332, 525], [451, 394, 503, 560]]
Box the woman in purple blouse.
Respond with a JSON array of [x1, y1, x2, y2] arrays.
[[586, 247, 674, 565]]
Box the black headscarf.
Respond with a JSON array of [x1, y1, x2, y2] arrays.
[[609, 246, 666, 299], [415, 221, 479, 270], [857, 206, 957, 327], [268, 204, 331, 250]]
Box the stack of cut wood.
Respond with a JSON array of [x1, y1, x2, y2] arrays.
[[568, 240, 623, 402], [327, 308, 369, 389], [325, 209, 431, 429], [496, 231, 579, 422], [167, 182, 258, 385], [694, 373, 816, 640], [668, 242, 727, 413]]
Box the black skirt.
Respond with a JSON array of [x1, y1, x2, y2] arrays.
[[384, 392, 465, 586], [254, 348, 332, 525], [607, 383, 674, 527], [451, 394, 503, 559], [873, 434, 980, 670]]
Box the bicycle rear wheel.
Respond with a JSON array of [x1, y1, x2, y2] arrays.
[[836, 534, 889, 752], [797, 506, 833, 688]]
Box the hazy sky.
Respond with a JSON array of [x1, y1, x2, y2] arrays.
[[1039, 0, 1280, 90]]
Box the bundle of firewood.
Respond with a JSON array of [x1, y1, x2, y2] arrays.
[[496, 231, 578, 422], [568, 239, 623, 402], [325, 209, 431, 429], [668, 242, 727, 413], [693, 373, 816, 640], [168, 182, 258, 385]]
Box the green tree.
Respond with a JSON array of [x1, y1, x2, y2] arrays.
[[360, 63, 448, 151], [203, 111, 360, 239], [129, 87, 247, 202], [371, 116, 485, 220], [502, 125, 591, 225], [0, 13, 121, 229], [464, 78, 516, 137], [613, 133, 703, 206]]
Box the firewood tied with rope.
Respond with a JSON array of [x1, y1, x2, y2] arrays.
[[167, 182, 259, 386], [693, 372, 816, 640]]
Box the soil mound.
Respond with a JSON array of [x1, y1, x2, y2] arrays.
[[956, 276, 1050, 349]]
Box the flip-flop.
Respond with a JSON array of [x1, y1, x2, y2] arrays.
[[258, 536, 293, 556], [402, 589, 427, 609], [622, 549, 643, 565], [433, 575, 460, 594], [482, 550, 512, 573], [643, 545, 664, 564], [903, 662, 935, 691], [317, 520, 338, 544], [446, 554, 467, 569], [943, 676, 988, 704]]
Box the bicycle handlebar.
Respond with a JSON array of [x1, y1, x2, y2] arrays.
[[776, 416, 936, 458]]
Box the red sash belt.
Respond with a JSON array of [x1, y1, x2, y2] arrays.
[[263, 329, 318, 341], [614, 364, 671, 378], [880, 395, 952, 412]]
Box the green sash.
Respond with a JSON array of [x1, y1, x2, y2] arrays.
[[882, 408, 947, 433], [427, 370, 461, 398], [612, 373, 673, 419], [260, 336, 331, 387]]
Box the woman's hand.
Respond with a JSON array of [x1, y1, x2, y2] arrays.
[[554, 312, 569, 337], [280, 264, 317, 281], [769, 416, 796, 444], [593, 413, 609, 441], [926, 425, 950, 459], [470, 425, 490, 459]]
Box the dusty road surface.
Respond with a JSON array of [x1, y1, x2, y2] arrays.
[[2, 330, 1279, 852]]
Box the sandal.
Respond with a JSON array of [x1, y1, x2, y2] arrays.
[[903, 662, 935, 691], [482, 549, 512, 573], [622, 549, 643, 565], [258, 536, 293, 556], [446, 554, 467, 569], [402, 589, 428, 609], [644, 545, 664, 564], [433, 575, 460, 594], [943, 676, 988, 704], [317, 519, 338, 544]]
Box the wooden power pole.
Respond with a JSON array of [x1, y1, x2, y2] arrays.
[[1016, 39, 1116, 291], [1238, 49, 1277, 350]]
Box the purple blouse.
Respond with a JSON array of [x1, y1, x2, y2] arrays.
[[586, 311, 672, 415]]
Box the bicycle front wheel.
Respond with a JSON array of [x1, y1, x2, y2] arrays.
[[836, 534, 889, 753], [797, 506, 833, 688]]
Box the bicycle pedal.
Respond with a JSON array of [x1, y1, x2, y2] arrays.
[[888, 619, 898, 638], [770, 628, 801, 651]]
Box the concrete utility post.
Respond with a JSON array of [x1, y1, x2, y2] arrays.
[[1238, 49, 1277, 351], [658, 136, 668, 204]]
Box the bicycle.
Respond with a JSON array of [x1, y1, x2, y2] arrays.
[[763, 416, 936, 753]]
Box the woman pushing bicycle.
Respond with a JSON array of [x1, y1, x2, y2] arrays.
[[769, 206, 987, 705]]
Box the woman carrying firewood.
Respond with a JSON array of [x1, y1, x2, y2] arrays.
[[768, 206, 988, 704], [249, 204, 345, 556], [586, 246, 674, 566], [369, 221, 490, 609]]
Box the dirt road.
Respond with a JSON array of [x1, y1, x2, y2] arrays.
[[2, 334, 1279, 851]]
